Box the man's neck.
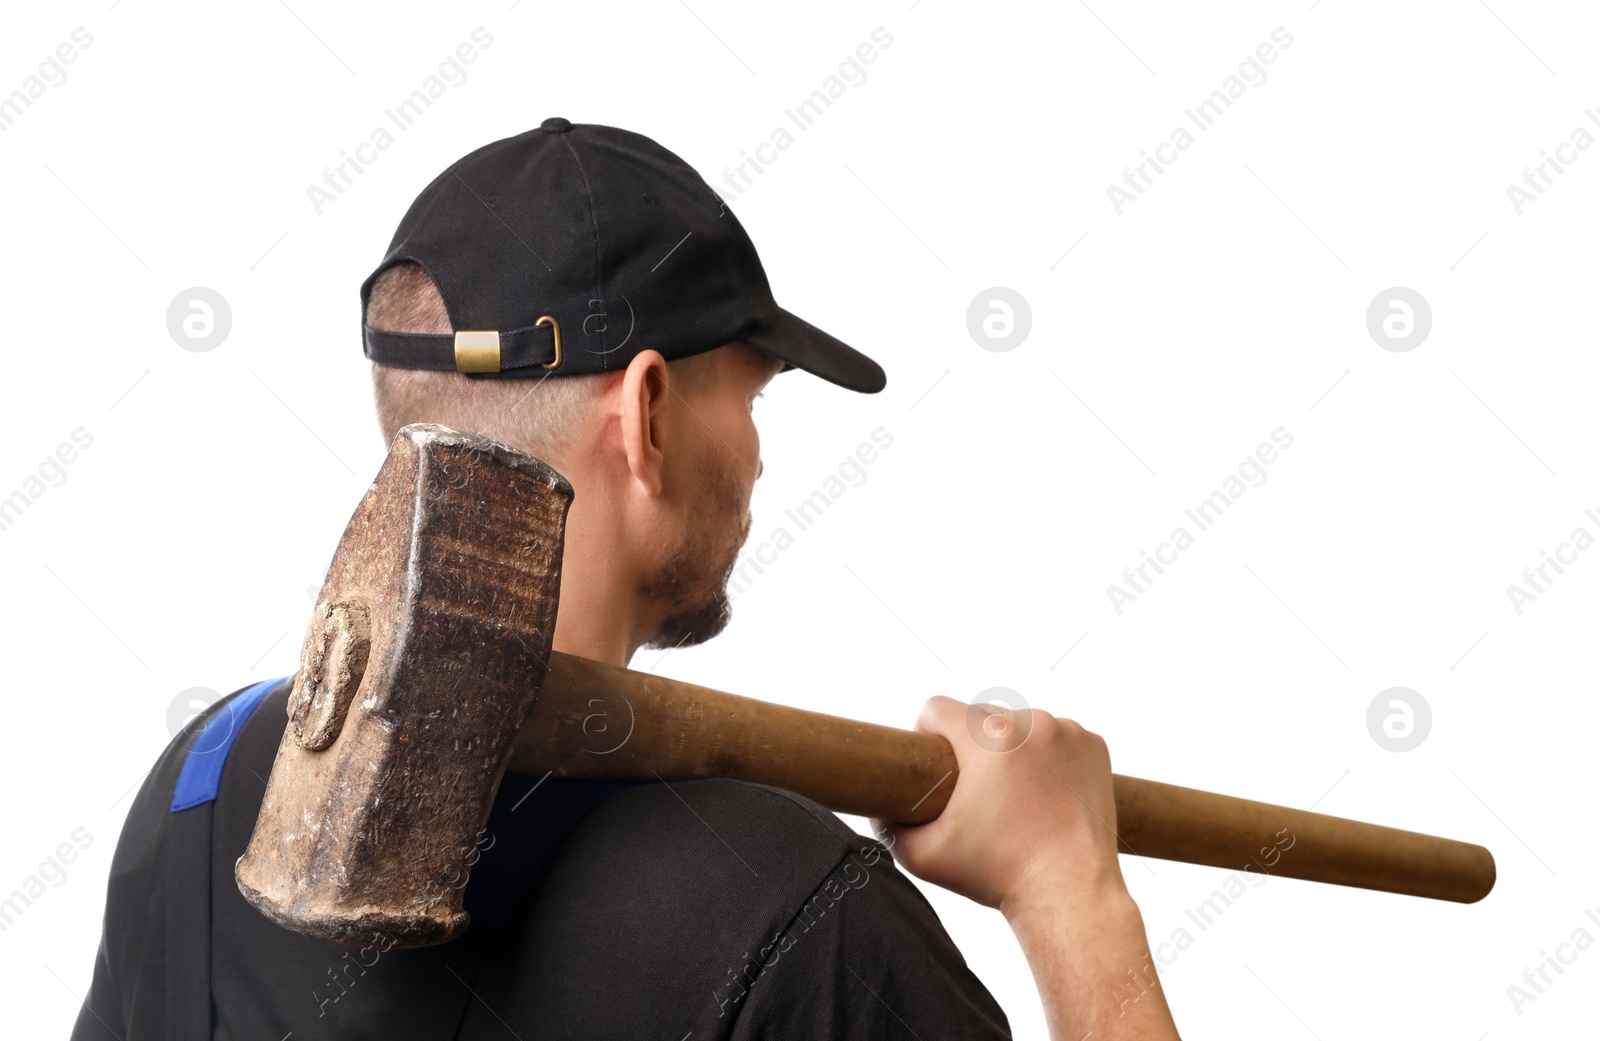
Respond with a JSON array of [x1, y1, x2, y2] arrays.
[[551, 582, 638, 668], [548, 487, 649, 668]]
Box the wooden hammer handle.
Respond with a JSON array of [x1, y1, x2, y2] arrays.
[[511, 652, 1495, 904]]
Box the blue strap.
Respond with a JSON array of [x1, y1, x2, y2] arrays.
[[170, 677, 288, 812]]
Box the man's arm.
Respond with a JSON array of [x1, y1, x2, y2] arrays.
[[874, 698, 1182, 1041]]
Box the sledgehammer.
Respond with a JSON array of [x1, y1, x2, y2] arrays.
[[234, 424, 1496, 949]]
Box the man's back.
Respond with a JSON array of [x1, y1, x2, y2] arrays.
[[74, 680, 1010, 1039]]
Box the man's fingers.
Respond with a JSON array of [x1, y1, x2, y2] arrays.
[[914, 695, 1041, 760], [913, 695, 966, 738], [870, 818, 920, 868], [869, 817, 904, 850]]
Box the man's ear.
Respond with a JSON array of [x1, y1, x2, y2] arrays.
[[619, 349, 670, 497]]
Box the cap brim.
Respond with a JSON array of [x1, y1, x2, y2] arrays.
[[742, 307, 886, 394]]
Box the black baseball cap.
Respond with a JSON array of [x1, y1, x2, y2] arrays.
[[359, 117, 885, 393]]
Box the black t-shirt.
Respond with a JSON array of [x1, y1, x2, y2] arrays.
[[71, 679, 1013, 1039]]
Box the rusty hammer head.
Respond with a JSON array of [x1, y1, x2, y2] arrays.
[[235, 423, 571, 948]]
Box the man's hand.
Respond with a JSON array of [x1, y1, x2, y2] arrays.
[[872, 696, 1182, 1041], [872, 696, 1122, 914]]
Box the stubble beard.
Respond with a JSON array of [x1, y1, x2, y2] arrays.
[[638, 453, 752, 651]]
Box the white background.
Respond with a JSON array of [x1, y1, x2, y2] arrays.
[[2, 1, 1596, 1037]]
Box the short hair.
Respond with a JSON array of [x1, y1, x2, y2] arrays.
[[366, 261, 718, 460]]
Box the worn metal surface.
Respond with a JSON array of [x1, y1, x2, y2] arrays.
[[235, 424, 571, 948]]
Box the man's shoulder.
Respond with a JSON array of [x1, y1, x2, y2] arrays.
[[551, 776, 882, 900], [505, 775, 894, 956], [589, 777, 866, 850], [478, 776, 1012, 1038], [110, 677, 289, 872]]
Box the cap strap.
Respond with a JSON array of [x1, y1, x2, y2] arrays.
[[363, 317, 563, 375]]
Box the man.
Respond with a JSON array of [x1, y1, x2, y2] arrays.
[[73, 118, 1181, 1040]]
